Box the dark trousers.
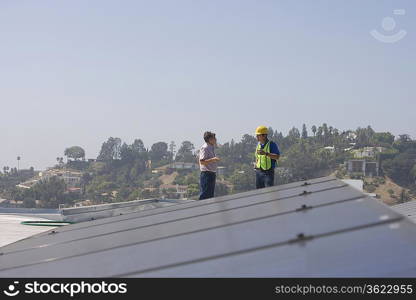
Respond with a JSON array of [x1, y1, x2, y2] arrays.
[[255, 169, 275, 189], [199, 171, 216, 200]]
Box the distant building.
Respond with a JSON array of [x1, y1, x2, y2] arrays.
[[8, 200, 23, 207], [67, 187, 82, 193], [16, 179, 39, 189], [323, 146, 335, 152], [154, 162, 199, 173], [15, 167, 85, 193], [346, 132, 357, 141], [217, 166, 226, 176], [170, 162, 199, 170], [341, 179, 364, 191], [159, 184, 188, 199], [341, 179, 377, 197], [39, 169, 83, 189], [346, 159, 379, 177], [17, 169, 36, 177], [146, 160, 152, 169], [352, 147, 385, 159]]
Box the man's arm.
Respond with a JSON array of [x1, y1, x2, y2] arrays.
[[269, 142, 281, 160], [200, 157, 220, 166], [199, 147, 220, 166], [266, 153, 280, 160], [257, 142, 280, 160]]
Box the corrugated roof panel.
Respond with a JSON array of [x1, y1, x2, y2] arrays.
[[0, 177, 342, 253], [133, 220, 416, 277], [0, 176, 415, 277], [391, 200, 416, 223]]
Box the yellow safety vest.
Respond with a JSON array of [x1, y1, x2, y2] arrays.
[[255, 141, 272, 170]]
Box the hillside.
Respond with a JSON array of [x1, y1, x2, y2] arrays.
[[365, 176, 415, 205]]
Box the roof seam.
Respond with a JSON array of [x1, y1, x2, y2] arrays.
[[0, 193, 365, 258], [116, 217, 404, 277]]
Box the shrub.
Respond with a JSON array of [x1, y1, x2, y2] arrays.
[[365, 184, 376, 193]]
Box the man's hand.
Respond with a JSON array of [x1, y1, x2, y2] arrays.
[[257, 149, 280, 160], [200, 157, 220, 166], [257, 149, 266, 155]]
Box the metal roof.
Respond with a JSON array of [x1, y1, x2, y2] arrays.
[[391, 200, 416, 224], [0, 215, 57, 248], [1, 176, 416, 277]]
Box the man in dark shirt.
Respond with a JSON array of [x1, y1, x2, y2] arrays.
[[254, 126, 281, 189]]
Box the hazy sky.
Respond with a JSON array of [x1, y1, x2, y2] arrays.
[[1, 0, 415, 170]]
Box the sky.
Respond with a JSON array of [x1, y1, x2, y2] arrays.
[[0, 0, 415, 170]]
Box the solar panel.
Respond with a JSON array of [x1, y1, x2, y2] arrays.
[[133, 220, 416, 277], [392, 200, 416, 224], [1, 176, 415, 277], [1, 177, 343, 253]]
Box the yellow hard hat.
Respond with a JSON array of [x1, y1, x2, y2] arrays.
[[255, 125, 268, 135]]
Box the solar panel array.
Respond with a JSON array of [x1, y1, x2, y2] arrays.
[[1, 176, 416, 277], [392, 200, 416, 224]]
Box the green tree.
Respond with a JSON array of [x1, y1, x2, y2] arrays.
[[97, 137, 122, 161], [23, 197, 36, 208], [355, 126, 375, 147], [394, 134, 416, 153], [230, 166, 255, 192], [150, 142, 169, 162], [372, 132, 395, 146], [382, 153, 416, 186], [131, 139, 146, 153], [399, 189, 410, 203], [281, 141, 332, 180], [176, 141, 195, 163], [311, 125, 317, 137], [187, 184, 200, 198], [302, 124, 308, 139], [215, 182, 229, 197], [411, 165, 416, 183], [32, 177, 69, 208], [286, 127, 300, 147], [17, 156, 21, 172], [64, 146, 85, 161], [168, 141, 176, 162]]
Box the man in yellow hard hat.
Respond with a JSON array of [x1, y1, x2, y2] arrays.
[[254, 126, 280, 189]]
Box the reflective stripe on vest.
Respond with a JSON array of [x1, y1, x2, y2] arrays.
[[255, 141, 272, 170]]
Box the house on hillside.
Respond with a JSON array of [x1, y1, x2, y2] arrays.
[[352, 147, 386, 159], [346, 159, 379, 177], [323, 146, 335, 152], [159, 184, 188, 199], [16, 179, 39, 189], [38, 168, 83, 191], [153, 162, 199, 173]]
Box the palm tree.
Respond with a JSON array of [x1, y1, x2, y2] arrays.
[[17, 156, 21, 173], [311, 125, 317, 137], [56, 157, 64, 168]]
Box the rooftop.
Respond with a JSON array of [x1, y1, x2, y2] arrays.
[[0, 214, 57, 248], [391, 200, 416, 224], [0, 176, 416, 277]]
